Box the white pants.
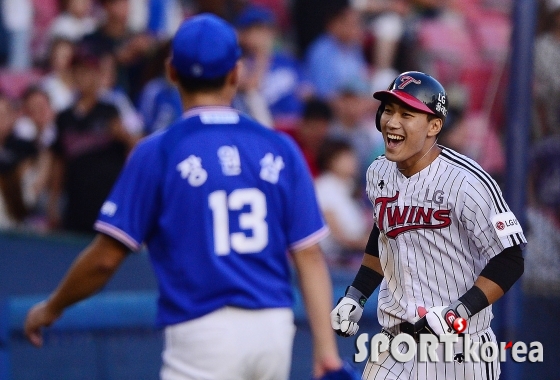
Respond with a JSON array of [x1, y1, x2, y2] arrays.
[[160, 307, 296, 380], [363, 328, 501, 380]]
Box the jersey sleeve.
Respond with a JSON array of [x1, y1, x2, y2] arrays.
[[460, 176, 527, 260], [281, 135, 329, 252], [94, 136, 162, 251]]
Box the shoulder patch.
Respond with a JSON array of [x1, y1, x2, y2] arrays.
[[491, 212, 523, 237]]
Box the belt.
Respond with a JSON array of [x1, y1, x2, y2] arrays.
[[384, 322, 465, 343]]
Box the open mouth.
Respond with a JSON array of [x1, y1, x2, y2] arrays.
[[386, 133, 404, 149]]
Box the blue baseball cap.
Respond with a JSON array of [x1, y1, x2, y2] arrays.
[[171, 13, 242, 79]]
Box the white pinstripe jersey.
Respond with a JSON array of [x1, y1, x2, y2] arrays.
[[365, 147, 526, 334]]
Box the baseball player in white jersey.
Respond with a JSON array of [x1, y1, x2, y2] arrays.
[[330, 71, 526, 379]]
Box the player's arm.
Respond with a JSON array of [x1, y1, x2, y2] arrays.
[[291, 243, 343, 378], [330, 226, 384, 337], [417, 244, 524, 336], [24, 234, 129, 347]]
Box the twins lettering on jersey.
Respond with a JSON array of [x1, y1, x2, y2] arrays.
[[374, 190, 451, 238]]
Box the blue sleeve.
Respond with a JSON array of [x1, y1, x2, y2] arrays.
[[94, 135, 163, 251], [281, 134, 329, 251]]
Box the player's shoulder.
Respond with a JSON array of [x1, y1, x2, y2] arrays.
[[367, 154, 390, 172], [128, 128, 167, 162], [438, 146, 500, 190]]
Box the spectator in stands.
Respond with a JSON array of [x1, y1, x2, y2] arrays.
[[48, 49, 136, 234], [533, 0, 560, 140], [305, 2, 371, 101], [12, 87, 57, 229], [0, 94, 37, 229], [144, 0, 185, 39], [1, 0, 33, 70], [291, 0, 335, 58], [288, 97, 333, 178], [234, 4, 310, 131], [41, 38, 76, 112], [314, 138, 371, 269], [190, 0, 246, 22], [137, 41, 182, 135], [438, 83, 506, 186], [328, 85, 384, 184], [98, 52, 144, 137], [81, 0, 158, 99], [352, 0, 409, 90], [48, 0, 97, 43]]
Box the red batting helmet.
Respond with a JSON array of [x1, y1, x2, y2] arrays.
[[373, 71, 448, 131]]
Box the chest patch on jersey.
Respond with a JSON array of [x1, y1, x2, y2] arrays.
[[491, 212, 523, 237]]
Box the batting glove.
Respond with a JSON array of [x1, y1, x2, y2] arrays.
[[415, 301, 470, 336], [330, 286, 367, 337]]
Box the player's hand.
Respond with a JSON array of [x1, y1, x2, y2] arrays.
[[24, 300, 62, 347], [330, 286, 367, 337], [312, 353, 343, 379], [415, 304, 468, 337]]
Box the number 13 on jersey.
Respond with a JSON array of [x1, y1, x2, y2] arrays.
[[208, 188, 269, 255]]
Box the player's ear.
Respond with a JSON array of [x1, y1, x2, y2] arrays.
[[165, 57, 179, 86], [227, 60, 242, 88], [427, 117, 443, 137]]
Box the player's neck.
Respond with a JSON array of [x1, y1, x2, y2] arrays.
[[180, 93, 233, 111], [397, 141, 441, 178]]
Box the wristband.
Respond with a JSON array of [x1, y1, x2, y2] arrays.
[[351, 265, 383, 299], [345, 286, 368, 308], [457, 286, 489, 317]]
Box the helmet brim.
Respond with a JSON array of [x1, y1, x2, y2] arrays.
[[373, 89, 436, 116]]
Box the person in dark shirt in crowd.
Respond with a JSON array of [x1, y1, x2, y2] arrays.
[[287, 98, 333, 178], [49, 48, 137, 234], [81, 0, 157, 99], [0, 94, 37, 229]]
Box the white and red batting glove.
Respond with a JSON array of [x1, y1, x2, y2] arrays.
[[330, 286, 367, 337], [416, 301, 469, 336]]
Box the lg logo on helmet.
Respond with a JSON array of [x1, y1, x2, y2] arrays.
[[397, 75, 421, 89], [436, 93, 447, 116]]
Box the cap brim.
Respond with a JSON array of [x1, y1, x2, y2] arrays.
[[373, 89, 435, 115]]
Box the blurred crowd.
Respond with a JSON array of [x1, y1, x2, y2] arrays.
[[0, 0, 558, 275]]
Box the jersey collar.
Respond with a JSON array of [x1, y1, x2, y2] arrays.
[[182, 106, 238, 120]]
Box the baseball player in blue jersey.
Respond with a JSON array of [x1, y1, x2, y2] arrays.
[[24, 14, 352, 380]]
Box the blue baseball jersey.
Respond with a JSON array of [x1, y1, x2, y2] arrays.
[[95, 106, 328, 327]]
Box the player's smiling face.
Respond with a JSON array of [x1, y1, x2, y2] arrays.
[[380, 100, 442, 169]]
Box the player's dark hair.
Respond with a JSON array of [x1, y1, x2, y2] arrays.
[[302, 98, 333, 121], [175, 73, 228, 94], [316, 138, 353, 173]]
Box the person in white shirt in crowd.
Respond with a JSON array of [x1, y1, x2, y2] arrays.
[[41, 38, 76, 113], [314, 138, 372, 269], [48, 0, 97, 43]]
